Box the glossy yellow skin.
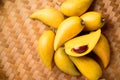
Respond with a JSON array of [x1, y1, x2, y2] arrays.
[[54, 16, 84, 50], [30, 8, 64, 28], [93, 34, 110, 68], [60, 0, 93, 16], [38, 30, 55, 70], [80, 11, 105, 31], [54, 47, 80, 76], [65, 29, 101, 57], [69, 56, 102, 80]]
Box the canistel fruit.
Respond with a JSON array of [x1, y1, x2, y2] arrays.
[[38, 30, 55, 70], [60, 0, 93, 16], [93, 34, 110, 68], [54, 16, 84, 50], [30, 8, 64, 28], [54, 47, 80, 76], [69, 56, 102, 80], [80, 11, 105, 31], [65, 29, 101, 57]]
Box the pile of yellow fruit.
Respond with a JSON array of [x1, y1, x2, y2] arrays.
[[30, 0, 110, 80]]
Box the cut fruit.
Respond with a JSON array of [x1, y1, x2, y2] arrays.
[[65, 29, 101, 57]]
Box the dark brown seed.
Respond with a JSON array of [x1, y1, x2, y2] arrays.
[[72, 45, 88, 53]]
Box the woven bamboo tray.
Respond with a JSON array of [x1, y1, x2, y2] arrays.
[[0, 0, 120, 80]]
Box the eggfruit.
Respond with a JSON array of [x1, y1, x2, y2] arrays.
[[30, 8, 64, 28], [38, 30, 55, 70], [80, 11, 105, 31], [54, 47, 80, 75], [65, 29, 101, 57], [54, 16, 84, 50], [93, 34, 110, 68], [60, 0, 93, 16], [69, 56, 102, 80]]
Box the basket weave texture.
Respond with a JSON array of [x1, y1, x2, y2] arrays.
[[0, 0, 120, 80]]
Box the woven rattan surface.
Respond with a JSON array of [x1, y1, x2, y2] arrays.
[[0, 0, 120, 80]]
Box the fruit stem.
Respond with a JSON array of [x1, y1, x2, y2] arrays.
[[81, 19, 85, 26], [101, 17, 105, 23]]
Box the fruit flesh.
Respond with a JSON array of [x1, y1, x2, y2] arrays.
[[54, 16, 84, 50], [38, 30, 55, 70], [65, 29, 101, 57], [93, 34, 110, 68], [69, 56, 102, 80], [54, 47, 80, 76]]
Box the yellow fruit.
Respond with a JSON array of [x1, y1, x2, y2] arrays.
[[80, 11, 105, 31], [54, 47, 80, 76], [69, 56, 102, 80], [65, 29, 101, 57], [93, 34, 110, 68], [54, 16, 84, 50], [60, 0, 93, 16], [30, 8, 64, 28], [38, 30, 55, 70]]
